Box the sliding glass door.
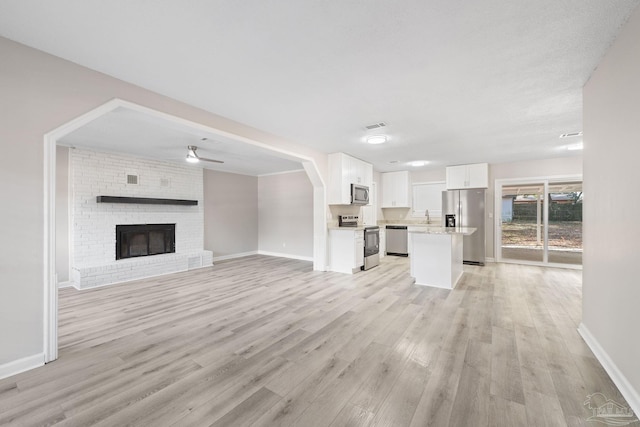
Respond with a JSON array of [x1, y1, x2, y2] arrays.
[[500, 183, 545, 263], [497, 178, 582, 267], [547, 182, 582, 265]]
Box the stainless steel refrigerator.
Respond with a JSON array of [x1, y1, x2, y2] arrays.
[[442, 189, 485, 265]]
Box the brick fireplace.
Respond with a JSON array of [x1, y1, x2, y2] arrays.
[[70, 149, 212, 289]]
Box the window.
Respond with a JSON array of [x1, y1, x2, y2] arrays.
[[412, 181, 446, 218]]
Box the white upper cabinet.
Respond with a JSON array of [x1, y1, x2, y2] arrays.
[[446, 163, 489, 189], [350, 156, 372, 188], [382, 171, 411, 207], [328, 152, 373, 204]]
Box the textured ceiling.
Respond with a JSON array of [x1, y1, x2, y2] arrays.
[[1, 1, 638, 173], [58, 108, 304, 176]]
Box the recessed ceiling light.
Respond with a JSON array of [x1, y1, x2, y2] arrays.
[[409, 160, 428, 167], [366, 135, 387, 145], [567, 142, 583, 151], [559, 131, 583, 139]]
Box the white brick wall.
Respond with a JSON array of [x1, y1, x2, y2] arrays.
[[70, 148, 212, 288]]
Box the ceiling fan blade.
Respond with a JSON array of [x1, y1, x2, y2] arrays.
[[186, 146, 224, 164], [199, 157, 224, 164]]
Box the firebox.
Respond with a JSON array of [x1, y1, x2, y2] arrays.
[[116, 224, 176, 260]]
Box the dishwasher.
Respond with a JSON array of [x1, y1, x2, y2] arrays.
[[385, 225, 408, 256]]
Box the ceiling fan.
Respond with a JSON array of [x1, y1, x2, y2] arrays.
[[185, 145, 224, 164]]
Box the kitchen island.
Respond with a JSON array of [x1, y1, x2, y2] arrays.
[[409, 227, 476, 289]]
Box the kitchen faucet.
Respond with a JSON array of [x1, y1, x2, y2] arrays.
[[425, 209, 430, 223]]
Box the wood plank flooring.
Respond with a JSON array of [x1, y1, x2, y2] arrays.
[[0, 255, 636, 426]]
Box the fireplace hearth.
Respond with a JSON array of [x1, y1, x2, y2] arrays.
[[116, 224, 176, 260]]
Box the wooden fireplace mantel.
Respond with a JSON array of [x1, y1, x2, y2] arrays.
[[96, 196, 198, 206]]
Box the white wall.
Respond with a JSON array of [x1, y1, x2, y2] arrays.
[[258, 171, 314, 259], [203, 169, 258, 259], [0, 36, 327, 368], [582, 5, 640, 412], [490, 156, 583, 180]]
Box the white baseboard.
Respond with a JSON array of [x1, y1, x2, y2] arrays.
[[257, 250, 314, 262], [0, 353, 44, 380], [484, 257, 495, 263], [213, 251, 259, 262], [57, 280, 75, 289], [578, 323, 640, 417]]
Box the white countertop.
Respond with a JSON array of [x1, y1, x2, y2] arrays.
[[409, 227, 476, 236], [382, 223, 439, 228], [328, 225, 366, 231]]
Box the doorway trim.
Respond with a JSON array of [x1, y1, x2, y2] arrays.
[[43, 98, 327, 363], [494, 174, 582, 269]]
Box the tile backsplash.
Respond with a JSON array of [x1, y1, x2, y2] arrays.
[[380, 207, 441, 224]]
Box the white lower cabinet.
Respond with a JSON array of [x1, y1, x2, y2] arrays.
[[379, 228, 386, 259], [329, 228, 365, 274]]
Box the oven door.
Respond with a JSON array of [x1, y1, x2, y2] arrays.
[[363, 226, 380, 270], [364, 227, 379, 257]]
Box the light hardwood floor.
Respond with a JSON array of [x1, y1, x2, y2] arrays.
[[0, 255, 636, 426]]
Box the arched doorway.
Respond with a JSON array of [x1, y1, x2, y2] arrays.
[[43, 98, 326, 362]]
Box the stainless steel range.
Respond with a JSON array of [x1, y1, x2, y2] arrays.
[[337, 215, 379, 270], [338, 215, 358, 227]]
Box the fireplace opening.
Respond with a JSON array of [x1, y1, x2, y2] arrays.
[[116, 224, 176, 260]]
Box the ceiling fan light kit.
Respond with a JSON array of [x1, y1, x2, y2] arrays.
[[186, 146, 199, 163]]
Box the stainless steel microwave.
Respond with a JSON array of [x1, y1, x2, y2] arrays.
[[351, 183, 369, 205]]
